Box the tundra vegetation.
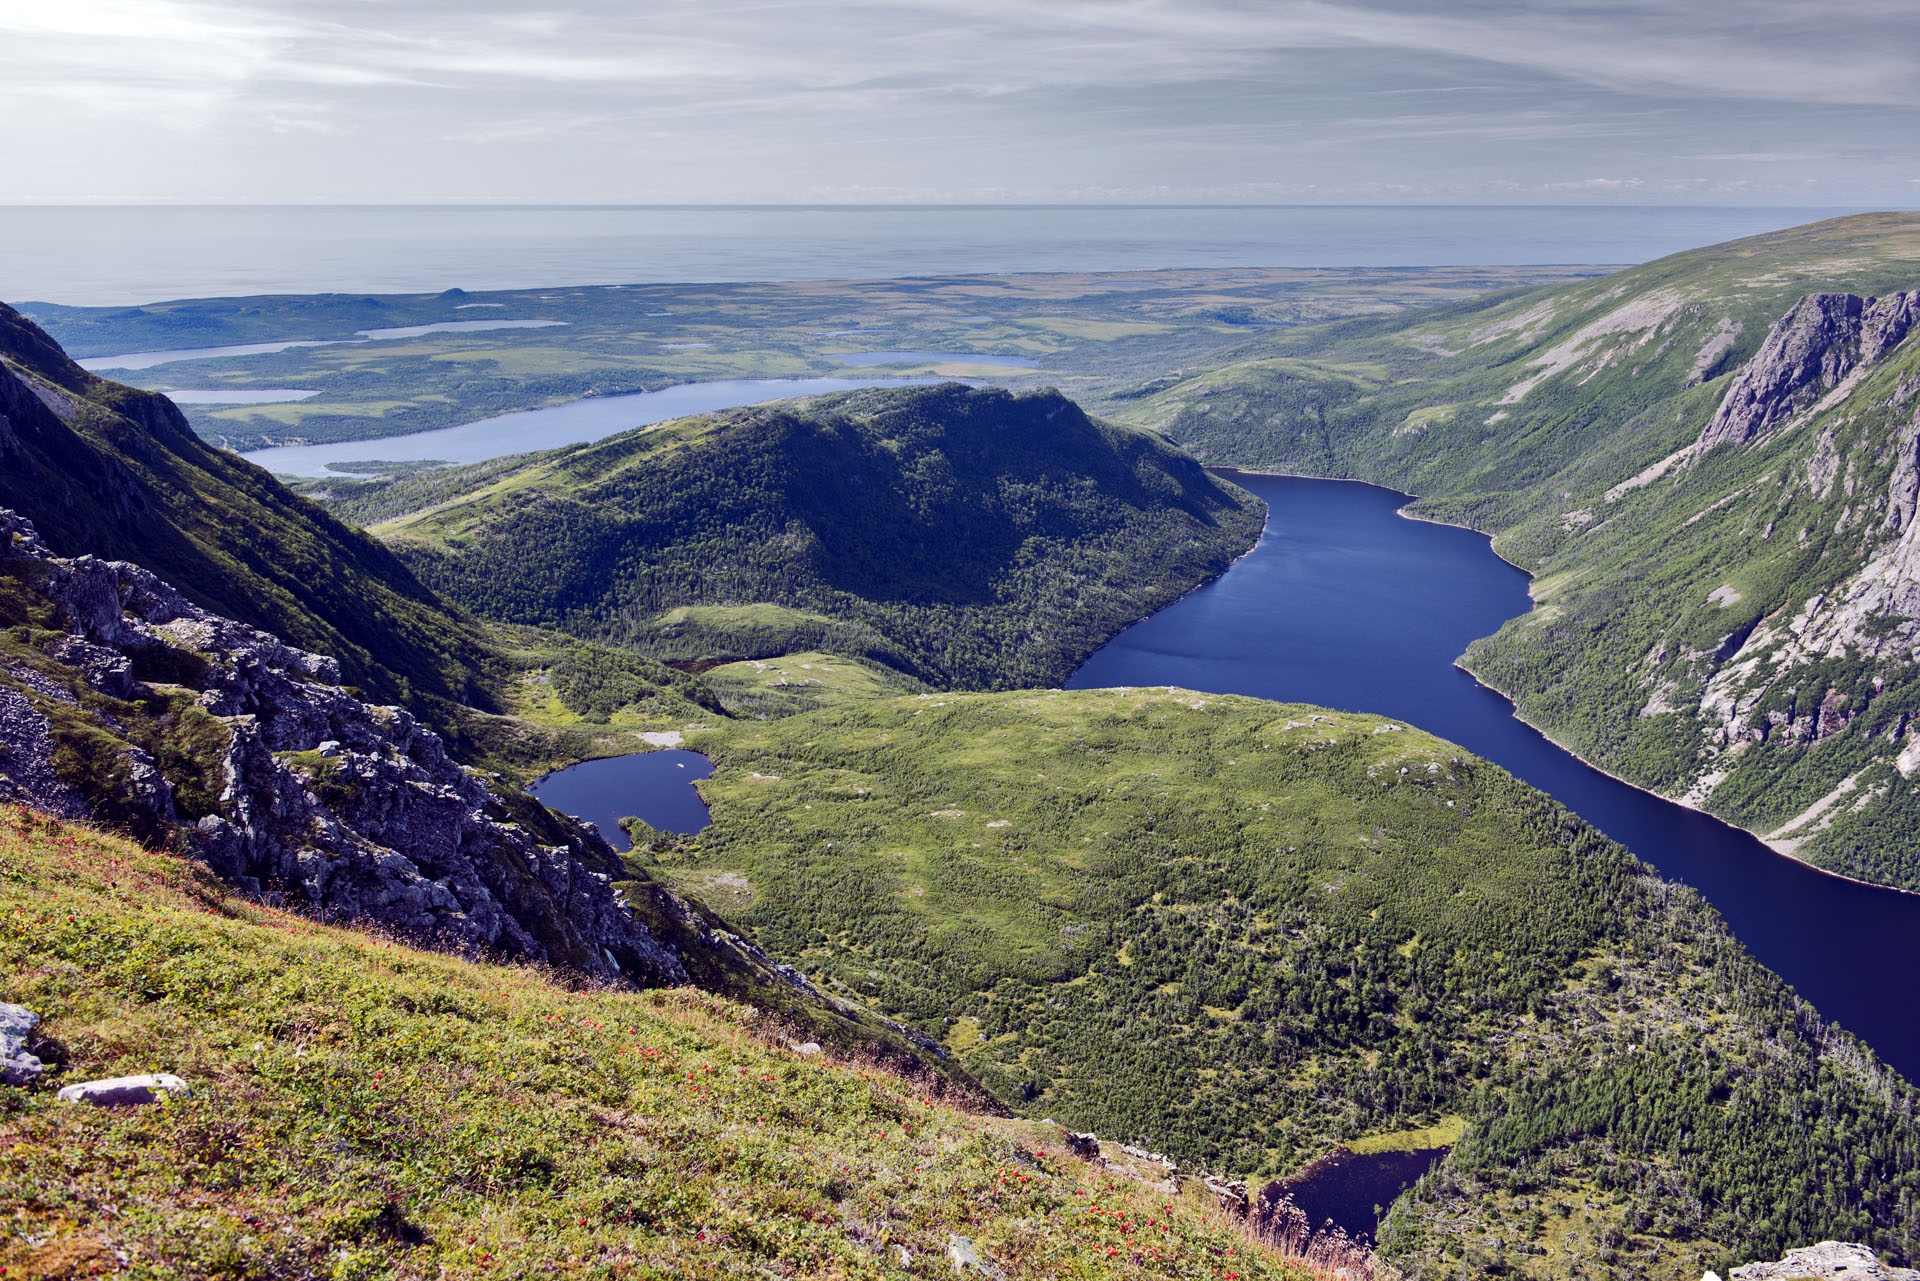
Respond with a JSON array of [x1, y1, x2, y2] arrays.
[[0, 805, 1321, 1281]]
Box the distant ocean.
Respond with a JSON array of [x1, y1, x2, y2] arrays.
[[0, 204, 1877, 307]]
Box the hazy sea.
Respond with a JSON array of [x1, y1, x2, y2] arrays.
[[0, 204, 1874, 306]]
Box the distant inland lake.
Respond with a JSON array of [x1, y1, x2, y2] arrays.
[[237, 376, 946, 476], [827, 350, 1040, 368], [77, 318, 570, 371], [527, 749, 715, 850], [158, 388, 319, 404], [1068, 471, 1920, 1085]]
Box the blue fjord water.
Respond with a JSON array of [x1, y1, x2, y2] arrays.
[[1067, 471, 1920, 1084]]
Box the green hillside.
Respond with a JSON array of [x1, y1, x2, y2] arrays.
[[377, 383, 1264, 690], [662, 688, 1920, 1279], [0, 302, 737, 772], [1098, 213, 1920, 891], [0, 805, 1318, 1281], [0, 303, 493, 720]]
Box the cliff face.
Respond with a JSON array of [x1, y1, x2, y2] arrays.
[[0, 506, 684, 983], [1697, 292, 1920, 451]]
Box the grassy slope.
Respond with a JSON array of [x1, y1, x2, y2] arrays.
[[0, 804, 1318, 1281], [1096, 213, 1920, 890], [658, 688, 1920, 1279], [376, 384, 1265, 691]]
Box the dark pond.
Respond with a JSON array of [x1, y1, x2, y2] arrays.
[[527, 749, 714, 850], [1283, 1147, 1451, 1244], [1068, 471, 1920, 1085]]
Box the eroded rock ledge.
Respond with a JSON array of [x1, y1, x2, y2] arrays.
[[0, 506, 683, 984]]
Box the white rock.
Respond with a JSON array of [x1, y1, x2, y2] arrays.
[[57, 1073, 191, 1107], [790, 1041, 823, 1056]]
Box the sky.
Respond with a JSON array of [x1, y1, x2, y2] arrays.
[[3, 0, 1918, 205]]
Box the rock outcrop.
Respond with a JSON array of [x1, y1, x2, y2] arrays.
[[0, 1003, 42, 1085], [0, 507, 685, 984], [1716, 1240, 1919, 1280], [1698, 291, 1920, 452]]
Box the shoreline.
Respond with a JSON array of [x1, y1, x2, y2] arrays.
[[1204, 464, 1920, 902], [1062, 477, 1271, 655]]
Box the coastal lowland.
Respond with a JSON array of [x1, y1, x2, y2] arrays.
[[7, 215, 1920, 1279]]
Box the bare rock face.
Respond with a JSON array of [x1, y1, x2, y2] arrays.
[[1698, 291, 1920, 452], [0, 506, 687, 986], [1722, 1240, 1919, 1279]]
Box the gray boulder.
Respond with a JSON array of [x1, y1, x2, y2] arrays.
[[57, 1073, 190, 1107]]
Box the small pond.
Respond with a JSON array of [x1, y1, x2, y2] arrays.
[[527, 750, 714, 850], [1278, 1146, 1451, 1244]]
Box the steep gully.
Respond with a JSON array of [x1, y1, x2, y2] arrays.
[[1068, 471, 1920, 1085]]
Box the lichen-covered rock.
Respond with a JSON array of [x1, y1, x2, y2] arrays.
[[0, 1002, 43, 1085], [1699, 291, 1920, 451], [1724, 1240, 1919, 1279], [0, 506, 686, 986]]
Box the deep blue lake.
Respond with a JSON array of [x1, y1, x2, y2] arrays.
[[1068, 471, 1920, 1084], [527, 749, 714, 849]]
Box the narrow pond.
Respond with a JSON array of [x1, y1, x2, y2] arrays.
[[527, 750, 714, 850], [1068, 471, 1920, 1085]]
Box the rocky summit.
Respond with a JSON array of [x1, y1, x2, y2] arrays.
[[1716, 1240, 1920, 1280]]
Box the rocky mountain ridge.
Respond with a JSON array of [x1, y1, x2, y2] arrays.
[[0, 504, 685, 982]]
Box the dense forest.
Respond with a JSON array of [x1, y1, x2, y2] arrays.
[[380, 383, 1265, 689], [668, 688, 1920, 1279]]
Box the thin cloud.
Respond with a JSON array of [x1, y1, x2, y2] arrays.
[[0, 0, 1916, 202]]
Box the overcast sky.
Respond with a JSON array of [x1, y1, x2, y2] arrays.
[[4, 0, 1918, 205]]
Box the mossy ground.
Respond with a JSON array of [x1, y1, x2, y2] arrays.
[[0, 804, 1321, 1281]]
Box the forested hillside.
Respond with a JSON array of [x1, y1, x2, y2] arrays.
[[1099, 213, 1920, 892], [0, 302, 727, 769], [0, 302, 492, 719], [668, 687, 1920, 1278], [378, 383, 1264, 689]]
